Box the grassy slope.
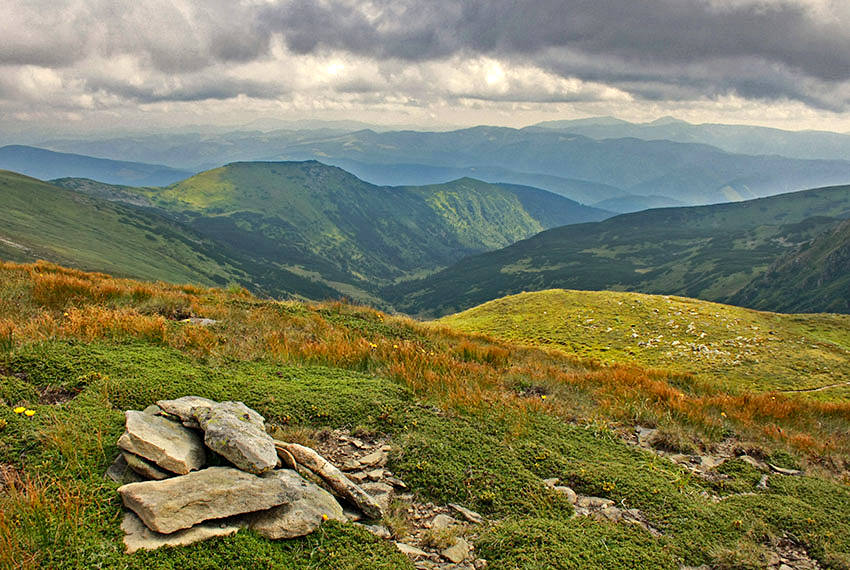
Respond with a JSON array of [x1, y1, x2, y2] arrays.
[[1, 263, 849, 569], [388, 184, 850, 316], [730, 219, 850, 314], [440, 289, 850, 400], [0, 171, 237, 287], [136, 162, 601, 288], [0, 171, 339, 302]]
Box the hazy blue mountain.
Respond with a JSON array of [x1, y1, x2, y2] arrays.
[[0, 145, 193, 186], [532, 116, 850, 161]]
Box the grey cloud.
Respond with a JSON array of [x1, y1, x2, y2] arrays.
[[259, 0, 850, 108]]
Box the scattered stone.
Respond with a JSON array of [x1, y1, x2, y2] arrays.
[[430, 514, 459, 530], [341, 459, 361, 471], [442, 537, 471, 563], [349, 438, 368, 449], [358, 450, 388, 468], [385, 475, 408, 489], [121, 511, 241, 553], [361, 481, 394, 512], [118, 466, 298, 534], [449, 503, 484, 525], [348, 471, 369, 483], [758, 474, 770, 489], [105, 453, 143, 484], [195, 402, 278, 475], [576, 496, 614, 509], [358, 523, 392, 539], [117, 410, 206, 475], [367, 468, 385, 481], [553, 486, 578, 504], [180, 317, 218, 326], [248, 470, 345, 539], [768, 464, 803, 476], [123, 452, 173, 481], [142, 404, 163, 415], [542, 477, 560, 487], [156, 396, 216, 428], [396, 542, 430, 559]]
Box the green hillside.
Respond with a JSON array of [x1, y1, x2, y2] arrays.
[[388, 184, 850, 316], [440, 289, 850, 400], [133, 161, 605, 293], [730, 219, 850, 313], [2, 263, 850, 569], [0, 171, 341, 301]]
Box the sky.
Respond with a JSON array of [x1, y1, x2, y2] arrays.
[[3, 0, 850, 136]]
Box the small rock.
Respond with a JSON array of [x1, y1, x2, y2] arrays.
[[367, 468, 384, 481], [194, 402, 277, 475], [117, 410, 206, 475], [591, 507, 623, 522], [442, 538, 471, 564], [359, 450, 388, 468], [361, 481, 394, 513], [349, 438, 368, 449], [396, 542, 430, 559], [121, 511, 241, 553], [385, 476, 408, 489], [142, 404, 163, 415], [248, 470, 345, 540], [542, 478, 560, 487], [449, 503, 484, 525], [180, 317, 217, 326], [474, 559, 488, 569], [430, 514, 459, 530], [348, 471, 369, 483], [358, 523, 391, 539], [380, 445, 392, 452], [118, 466, 298, 534], [757, 474, 770, 489], [341, 459, 361, 471], [123, 452, 173, 480], [576, 496, 614, 509], [553, 486, 577, 504]]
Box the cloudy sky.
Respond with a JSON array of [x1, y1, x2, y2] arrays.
[[3, 0, 850, 135]]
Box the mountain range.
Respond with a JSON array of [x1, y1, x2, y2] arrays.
[[34, 121, 850, 213]]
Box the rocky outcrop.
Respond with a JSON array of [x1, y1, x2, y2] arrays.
[[121, 512, 242, 554]]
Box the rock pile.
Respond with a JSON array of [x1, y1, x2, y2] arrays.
[[106, 397, 372, 553]]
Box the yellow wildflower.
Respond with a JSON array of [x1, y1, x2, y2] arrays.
[[24, 409, 36, 417], [720, 412, 727, 418], [321, 514, 329, 521], [13, 406, 26, 414], [541, 395, 547, 400]]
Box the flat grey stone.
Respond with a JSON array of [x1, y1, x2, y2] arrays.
[[553, 486, 577, 504], [248, 470, 345, 540], [768, 463, 803, 476], [396, 542, 429, 559], [358, 450, 388, 468], [118, 466, 298, 534], [156, 396, 217, 428], [117, 410, 206, 475], [194, 402, 277, 475], [576, 496, 614, 509], [121, 511, 241, 553], [123, 452, 172, 480]]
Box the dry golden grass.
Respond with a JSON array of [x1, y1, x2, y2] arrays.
[[2, 260, 849, 468]]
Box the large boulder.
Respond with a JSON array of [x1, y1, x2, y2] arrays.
[[248, 469, 345, 539], [117, 410, 206, 475], [194, 402, 277, 475], [118, 467, 299, 534]]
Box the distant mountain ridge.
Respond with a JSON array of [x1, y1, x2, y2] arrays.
[[0, 145, 193, 186], [532, 116, 850, 161], [386, 184, 850, 316]]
